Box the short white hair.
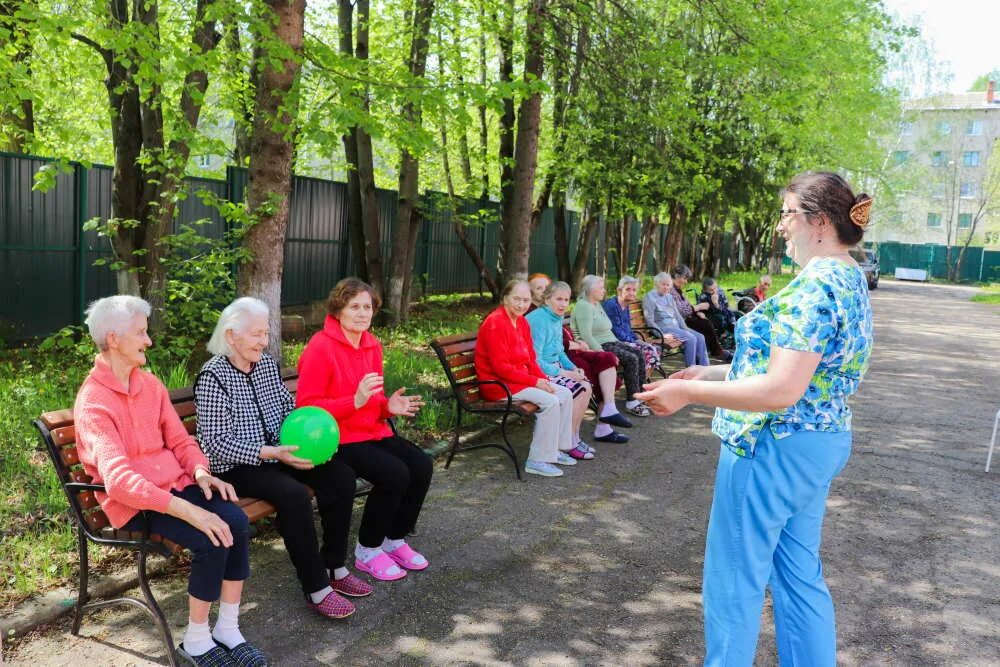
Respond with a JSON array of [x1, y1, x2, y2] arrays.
[[207, 297, 270, 357], [653, 272, 672, 285], [579, 274, 604, 300], [84, 295, 151, 351], [617, 275, 639, 290]]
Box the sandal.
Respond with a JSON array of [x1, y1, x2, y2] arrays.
[[226, 642, 269, 667], [627, 402, 652, 417], [567, 443, 595, 460], [356, 551, 408, 581], [385, 543, 429, 571]]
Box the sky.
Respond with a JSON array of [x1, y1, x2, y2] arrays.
[[883, 0, 1000, 93]]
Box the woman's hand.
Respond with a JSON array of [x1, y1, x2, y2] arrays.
[[567, 339, 583, 351], [194, 468, 237, 502], [694, 302, 710, 312], [536, 378, 556, 393], [663, 334, 682, 348], [261, 445, 315, 470], [387, 387, 424, 417], [670, 364, 729, 381], [167, 496, 234, 548], [575, 339, 591, 351], [354, 372, 385, 409], [633, 379, 691, 416]]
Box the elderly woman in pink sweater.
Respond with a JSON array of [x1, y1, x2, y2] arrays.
[[73, 296, 266, 667]]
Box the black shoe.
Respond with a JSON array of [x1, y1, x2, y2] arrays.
[[598, 412, 633, 428], [715, 350, 733, 363], [594, 430, 629, 443]]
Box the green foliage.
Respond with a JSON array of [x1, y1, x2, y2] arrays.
[[970, 283, 1000, 304]]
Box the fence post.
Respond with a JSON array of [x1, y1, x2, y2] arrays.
[[74, 162, 88, 327]]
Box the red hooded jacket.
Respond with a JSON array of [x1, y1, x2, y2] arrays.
[[474, 306, 546, 401]]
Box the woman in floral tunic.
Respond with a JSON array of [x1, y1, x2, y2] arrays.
[[637, 172, 874, 667]]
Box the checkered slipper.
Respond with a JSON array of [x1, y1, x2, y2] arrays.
[[176, 644, 236, 667], [308, 590, 356, 619], [226, 642, 269, 667], [331, 572, 374, 597]]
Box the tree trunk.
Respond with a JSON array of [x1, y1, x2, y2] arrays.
[[552, 190, 571, 283], [223, 16, 253, 166], [476, 0, 489, 198], [570, 201, 599, 293], [386, 0, 435, 325], [633, 215, 656, 277], [354, 0, 384, 296], [336, 0, 367, 279], [661, 201, 686, 272], [494, 0, 516, 276], [238, 0, 305, 363], [767, 222, 783, 274]]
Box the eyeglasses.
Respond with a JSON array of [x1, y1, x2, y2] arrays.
[[507, 296, 531, 304], [779, 208, 814, 219]]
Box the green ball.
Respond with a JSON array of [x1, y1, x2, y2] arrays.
[[279, 407, 340, 464]]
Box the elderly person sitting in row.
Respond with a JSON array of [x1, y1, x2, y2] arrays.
[[643, 272, 709, 368], [526, 281, 597, 460], [571, 274, 651, 418], [698, 277, 738, 342], [602, 275, 678, 374], [670, 265, 733, 362], [475, 279, 578, 477], [74, 296, 266, 667], [195, 297, 368, 622]]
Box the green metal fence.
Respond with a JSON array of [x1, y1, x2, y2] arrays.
[[869, 241, 1000, 282]]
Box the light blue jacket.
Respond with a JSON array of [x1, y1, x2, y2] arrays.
[[525, 306, 577, 377]]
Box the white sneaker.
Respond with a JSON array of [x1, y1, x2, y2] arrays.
[[525, 460, 564, 477]]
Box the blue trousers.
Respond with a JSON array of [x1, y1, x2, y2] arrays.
[[660, 325, 709, 366], [703, 429, 852, 666], [124, 485, 250, 602]]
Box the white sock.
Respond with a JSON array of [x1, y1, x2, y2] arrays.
[[183, 618, 216, 656], [573, 431, 581, 444], [382, 537, 406, 552], [600, 403, 618, 417], [355, 543, 383, 563], [309, 585, 334, 604], [626, 399, 640, 409], [211, 601, 246, 650], [332, 567, 350, 580], [594, 423, 613, 437]]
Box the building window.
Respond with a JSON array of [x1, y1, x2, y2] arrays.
[[197, 155, 212, 168], [899, 121, 914, 136], [937, 121, 951, 135], [963, 151, 981, 167], [960, 182, 977, 198], [927, 213, 942, 227], [892, 150, 910, 165], [966, 120, 983, 136], [958, 213, 973, 228], [931, 151, 946, 166]]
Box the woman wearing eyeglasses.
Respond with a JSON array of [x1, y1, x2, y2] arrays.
[[637, 172, 874, 667]]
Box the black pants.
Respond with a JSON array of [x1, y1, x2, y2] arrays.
[[333, 435, 433, 548], [686, 315, 726, 356], [221, 460, 356, 595], [600, 341, 647, 399]]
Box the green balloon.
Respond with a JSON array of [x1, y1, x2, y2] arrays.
[[279, 407, 340, 464]]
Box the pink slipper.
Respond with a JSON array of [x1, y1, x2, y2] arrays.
[[385, 543, 429, 571], [355, 551, 407, 581]]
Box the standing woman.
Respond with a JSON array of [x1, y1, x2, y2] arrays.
[[195, 297, 370, 622], [296, 278, 432, 581], [670, 265, 733, 362], [526, 281, 596, 460], [475, 279, 578, 477], [570, 274, 651, 417], [73, 296, 267, 667], [636, 172, 874, 666]]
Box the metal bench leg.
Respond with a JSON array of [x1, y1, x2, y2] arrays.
[[445, 405, 462, 470], [499, 412, 524, 481], [136, 550, 178, 667], [72, 528, 89, 636]]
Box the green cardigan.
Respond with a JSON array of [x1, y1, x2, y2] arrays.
[[570, 299, 618, 350]]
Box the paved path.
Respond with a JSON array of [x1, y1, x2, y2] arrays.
[[5, 279, 999, 666]]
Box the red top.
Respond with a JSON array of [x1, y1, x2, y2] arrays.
[[752, 286, 768, 302], [74, 355, 210, 528], [296, 316, 393, 445], [474, 306, 545, 401]]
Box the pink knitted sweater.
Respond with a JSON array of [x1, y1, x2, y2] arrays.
[[73, 355, 210, 528]]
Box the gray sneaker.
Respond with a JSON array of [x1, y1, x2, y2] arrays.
[[525, 460, 564, 477]]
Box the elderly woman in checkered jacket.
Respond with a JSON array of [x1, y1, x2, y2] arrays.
[[194, 297, 370, 622]]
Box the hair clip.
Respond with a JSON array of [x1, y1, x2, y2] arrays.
[[849, 198, 872, 228]]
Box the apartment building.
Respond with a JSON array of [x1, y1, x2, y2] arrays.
[[873, 83, 1000, 248]]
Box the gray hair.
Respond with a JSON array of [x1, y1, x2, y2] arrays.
[[542, 280, 572, 302], [579, 274, 604, 300], [653, 272, 672, 285], [207, 297, 270, 356], [84, 295, 152, 352], [617, 275, 639, 290]]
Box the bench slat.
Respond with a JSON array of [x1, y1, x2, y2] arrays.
[[60, 444, 80, 467], [52, 425, 76, 447]]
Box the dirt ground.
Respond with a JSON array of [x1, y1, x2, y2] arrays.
[[3, 279, 999, 666]]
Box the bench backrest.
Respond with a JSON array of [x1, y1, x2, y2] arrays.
[[35, 370, 300, 540], [429, 332, 483, 407], [628, 301, 646, 330]]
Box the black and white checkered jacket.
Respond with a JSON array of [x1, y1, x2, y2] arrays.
[[194, 353, 294, 474]]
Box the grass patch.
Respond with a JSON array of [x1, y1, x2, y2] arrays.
[[970, 283, 1000, 304]]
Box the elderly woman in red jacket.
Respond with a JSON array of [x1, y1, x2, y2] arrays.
[[474, 279, 577, 478], [296, 278, 431, 582]]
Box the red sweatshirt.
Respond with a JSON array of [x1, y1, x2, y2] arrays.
[[74, 355, 210, 528], [296, 315, 393, 444], [474, 306, 545, 401]]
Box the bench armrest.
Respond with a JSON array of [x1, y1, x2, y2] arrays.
[[66, 482, 107, 493]]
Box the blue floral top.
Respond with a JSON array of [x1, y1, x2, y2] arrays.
[[711, 257, 873, 457]]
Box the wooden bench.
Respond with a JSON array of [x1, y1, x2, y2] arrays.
[[33, 369, 370, 667], [628, 300, 684, 371], [430, 332, 539, 481]]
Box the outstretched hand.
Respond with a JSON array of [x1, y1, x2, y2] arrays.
[[633, 379, 691, 416], [387, 387, 424, 417]]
